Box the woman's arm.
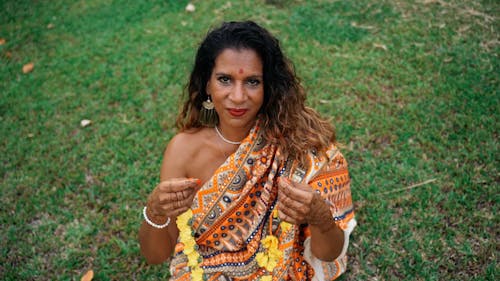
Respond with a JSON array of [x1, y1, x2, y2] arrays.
[[138, 208, 178, 264], [277, 178, 344, 261], [139, 134, 201, 264], [307, 194, 345, 261]]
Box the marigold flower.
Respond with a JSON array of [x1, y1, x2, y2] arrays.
[[180, 229, 193, 242], [269, 250, 283, 261], [256, 234, 283, 273], [256, 252, 269, 267], [177, 210, 193, 226], [191, 266, 204, 281], [265, 258, 278, 272], [280, 221, 292, 232], [183, 240, 196, 254], [261, 275, 272, 281], [187, 251, 201, 267], [261, 235, 279, 249], [272, 208, 279, 218], [176, 209, 204, 277]]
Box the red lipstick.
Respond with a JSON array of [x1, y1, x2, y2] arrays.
[[228, 108, 248, 117]]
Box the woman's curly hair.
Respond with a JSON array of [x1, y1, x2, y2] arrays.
[[176, 21, 335, 163]]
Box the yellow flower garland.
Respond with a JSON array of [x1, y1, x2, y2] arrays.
[[256, 235, 282, 271], [176, 206, 293, 280], [176, 209, 204, 281], [255, 208, 293, 279]]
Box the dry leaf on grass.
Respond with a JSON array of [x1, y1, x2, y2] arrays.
[[81, 270, 94, 281], [80, 119, 92, 127], [22, 62, 34, 73], [422, 0, 444, 5], [351, 22, 376, 30], [185, 3, 195, 12], [0, 38, 6, 45], [373, 43, 388, 51]]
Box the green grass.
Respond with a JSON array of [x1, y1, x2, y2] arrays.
[[1, 0, 498, 280]]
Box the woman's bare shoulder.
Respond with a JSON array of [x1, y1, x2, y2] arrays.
[[164, 129, 210, 159], [160, 128, 212, 179]]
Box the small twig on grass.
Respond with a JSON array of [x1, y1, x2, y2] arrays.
[[380, 178, 437, 195], [464, 8, 495, 22]]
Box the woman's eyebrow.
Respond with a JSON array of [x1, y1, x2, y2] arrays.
[[214, 72, 262, 78]]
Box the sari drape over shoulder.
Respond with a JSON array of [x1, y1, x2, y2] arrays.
[[170, 122, 356, 280]]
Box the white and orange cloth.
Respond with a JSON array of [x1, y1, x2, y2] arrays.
[[169, 121, 356, 280]]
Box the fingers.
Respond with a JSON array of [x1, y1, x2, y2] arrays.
[[157, 178, 201, 192], [277, 194, 309, 225], [165, 189, 200, 218], [277, 177, 318, 225], [278, 189, 306, 211], [157, 189, 192, 204], [278, 178, 314, 204], [147, 178, 202, 218], [156, 178, 201, 202], [277, 206, 305, 225], [162, 191, 197, 212]]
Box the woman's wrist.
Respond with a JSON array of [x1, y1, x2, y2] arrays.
[[144, 206, 170, 228], [310, 218, 336, 233], [308, 194, 337, 233]]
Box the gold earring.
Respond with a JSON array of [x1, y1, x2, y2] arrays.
[[199, 95, 218, 127]]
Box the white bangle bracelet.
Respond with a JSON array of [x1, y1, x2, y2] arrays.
[[143, 206, 170, 229]]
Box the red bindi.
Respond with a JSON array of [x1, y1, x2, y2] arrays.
[[239, 68, 244, 74]]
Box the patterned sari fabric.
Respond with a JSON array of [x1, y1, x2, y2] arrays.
[[170, 122, 356, 280]]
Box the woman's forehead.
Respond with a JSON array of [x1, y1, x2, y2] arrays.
[[212, 48, 263, 74]]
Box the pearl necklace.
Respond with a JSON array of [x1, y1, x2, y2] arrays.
[[215, 126, 242, 145]]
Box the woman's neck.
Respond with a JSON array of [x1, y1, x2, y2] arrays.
[[216, 121, 255, 144]]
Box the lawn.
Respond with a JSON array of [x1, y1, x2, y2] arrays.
[[1, 0, 498, 280]]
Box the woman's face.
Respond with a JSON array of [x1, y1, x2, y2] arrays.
[[206, 48, 264, 131]]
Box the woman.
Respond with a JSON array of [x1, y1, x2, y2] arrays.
[[139, 21, 356, 280]]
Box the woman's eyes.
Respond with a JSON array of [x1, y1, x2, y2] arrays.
[[247, 79, 261, 86], [216, 76, 261, 86], [217, 76, 231, 84]]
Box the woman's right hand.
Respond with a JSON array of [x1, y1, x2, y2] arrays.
[[146, 178, 202, 220]]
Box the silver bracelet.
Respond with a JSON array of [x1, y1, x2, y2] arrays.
[[143, 206, 170, 229]]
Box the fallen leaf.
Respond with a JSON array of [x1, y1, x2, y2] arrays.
[[80, 119, 92, 127], [423, 0, 443, 5], [350, 22, 376, 30], [81, 269, 94, 281], [185, 3, 195, 12], [85, 172, 95, 185], [22, 62, 34, 73], [348, 141, 354, 151], [373, 43, 388, 51], [0, 38, 5, 45]]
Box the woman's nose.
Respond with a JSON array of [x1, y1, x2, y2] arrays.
[[229, 83, 246, 103]]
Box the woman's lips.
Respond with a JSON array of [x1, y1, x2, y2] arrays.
[[228, 108, 248, 117]]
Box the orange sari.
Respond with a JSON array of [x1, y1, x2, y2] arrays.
[[169, 122, 356, 280]]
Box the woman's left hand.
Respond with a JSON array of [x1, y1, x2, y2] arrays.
[[277, 177, 334, 231]]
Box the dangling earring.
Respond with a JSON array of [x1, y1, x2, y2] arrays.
[[199, 94, 218, 127]]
